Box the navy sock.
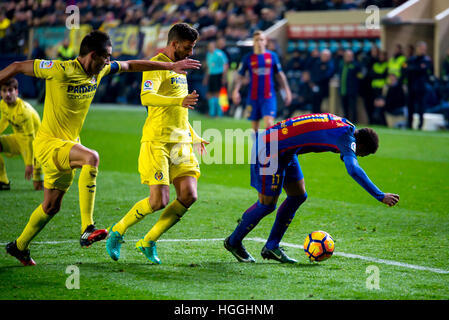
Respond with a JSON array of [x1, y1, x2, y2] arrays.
[[265, 193, 307, 250], [229, 201, 276, 246]]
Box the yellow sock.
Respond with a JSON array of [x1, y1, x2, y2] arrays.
[[79, 165, 98, 233], [112, 198, 153, 235], [16, 204, 52, 251], [0, 154, 9, 184], [144, 199, 188, 242]]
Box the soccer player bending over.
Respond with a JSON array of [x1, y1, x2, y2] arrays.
[[106, 23, 208, 265], [1, 30, 201, 266], [224, 113, 400, 263], [0, 78, 43, 191]]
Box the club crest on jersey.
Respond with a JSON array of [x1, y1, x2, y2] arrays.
[[282, 128, 288, 135], [154, 171, 164, 181], [351, 142, 356, 153], [90, 76, 97, 85], [39, 60, 54, 69], [143, 80, 153, 91]]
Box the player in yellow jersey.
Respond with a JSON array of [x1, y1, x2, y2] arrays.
[[1, 30, 201, 266], [0, 78, 43, 191], [106, 23, 208, 264]]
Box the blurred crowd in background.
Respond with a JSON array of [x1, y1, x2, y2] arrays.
[[0, 0, 404, 50], [1, 0, 447, 129]]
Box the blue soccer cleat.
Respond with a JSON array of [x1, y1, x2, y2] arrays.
[[106, 224, 124, 261], [136, 239, 161, 264]]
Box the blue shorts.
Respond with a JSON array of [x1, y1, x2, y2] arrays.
[[245, 97, 277, 121], [250, 151, 304, 197]]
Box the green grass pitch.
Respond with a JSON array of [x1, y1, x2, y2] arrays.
[[1, 105, 449, 300]]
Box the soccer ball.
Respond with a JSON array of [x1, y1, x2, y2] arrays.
[[303, 231, 335, 262]]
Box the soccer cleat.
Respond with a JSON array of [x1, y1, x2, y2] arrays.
[[261, 245, 297, 263], [5, 241, 36, 266], [106, 224, 125, 261], [0, 181, 11, 191], [136, 239, 161, 264], [224, 237, 256, 263], [80, 224, 108, 248]]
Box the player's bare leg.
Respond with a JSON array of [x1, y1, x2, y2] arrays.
[[263, 115, 275, 129], [173, 175, 198, 208], [69, 144, 107, 247], [148, 184, 170, 211], [251, 120, 260, 133], [258, 193, 279, 206]]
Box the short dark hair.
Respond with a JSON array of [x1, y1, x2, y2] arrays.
[[1, 78, 18, 90], [167, 23, 199, 44], [79, 30, 112, 57], [355, 128, 379, 154]]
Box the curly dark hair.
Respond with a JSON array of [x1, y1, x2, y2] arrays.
[[355, 128, 379, 154]]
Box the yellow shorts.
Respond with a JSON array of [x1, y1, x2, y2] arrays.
[[0, 134, 43, 181], [138, 141, 200, 186], [33, 135, 78, 191]]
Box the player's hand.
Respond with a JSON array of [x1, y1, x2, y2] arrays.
[[382, 193, 400, 207], [232, 90, 241, 105], [194, 140, 209, 156], [182, 90, 199, 109], [172, 59, 201, 74], [33, 180, 43, 191], [24, 165, 33, 180]]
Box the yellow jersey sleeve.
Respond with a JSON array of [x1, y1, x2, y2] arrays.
[[140, 53, 191, 143], [33, 59, 67, 80], [141, 70, 184, 107]]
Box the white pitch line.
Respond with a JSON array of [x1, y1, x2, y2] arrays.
[[250, 237, 449, 275], [2, 237, 449, 274]]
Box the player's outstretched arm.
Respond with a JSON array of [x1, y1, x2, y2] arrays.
[[343, 155, 399, 206], [118, 59, 201, 75], [0, 60, 35, 84]]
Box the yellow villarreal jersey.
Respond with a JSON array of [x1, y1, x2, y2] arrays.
[[140, 53, 191, 143], [0, 97, 40, 136], [33, 59, 121, 142]]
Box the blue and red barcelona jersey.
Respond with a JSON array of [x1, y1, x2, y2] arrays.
[[238, 50, 282, 100], [262, 113, 357, 159], [253, 113, 385, 201]]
